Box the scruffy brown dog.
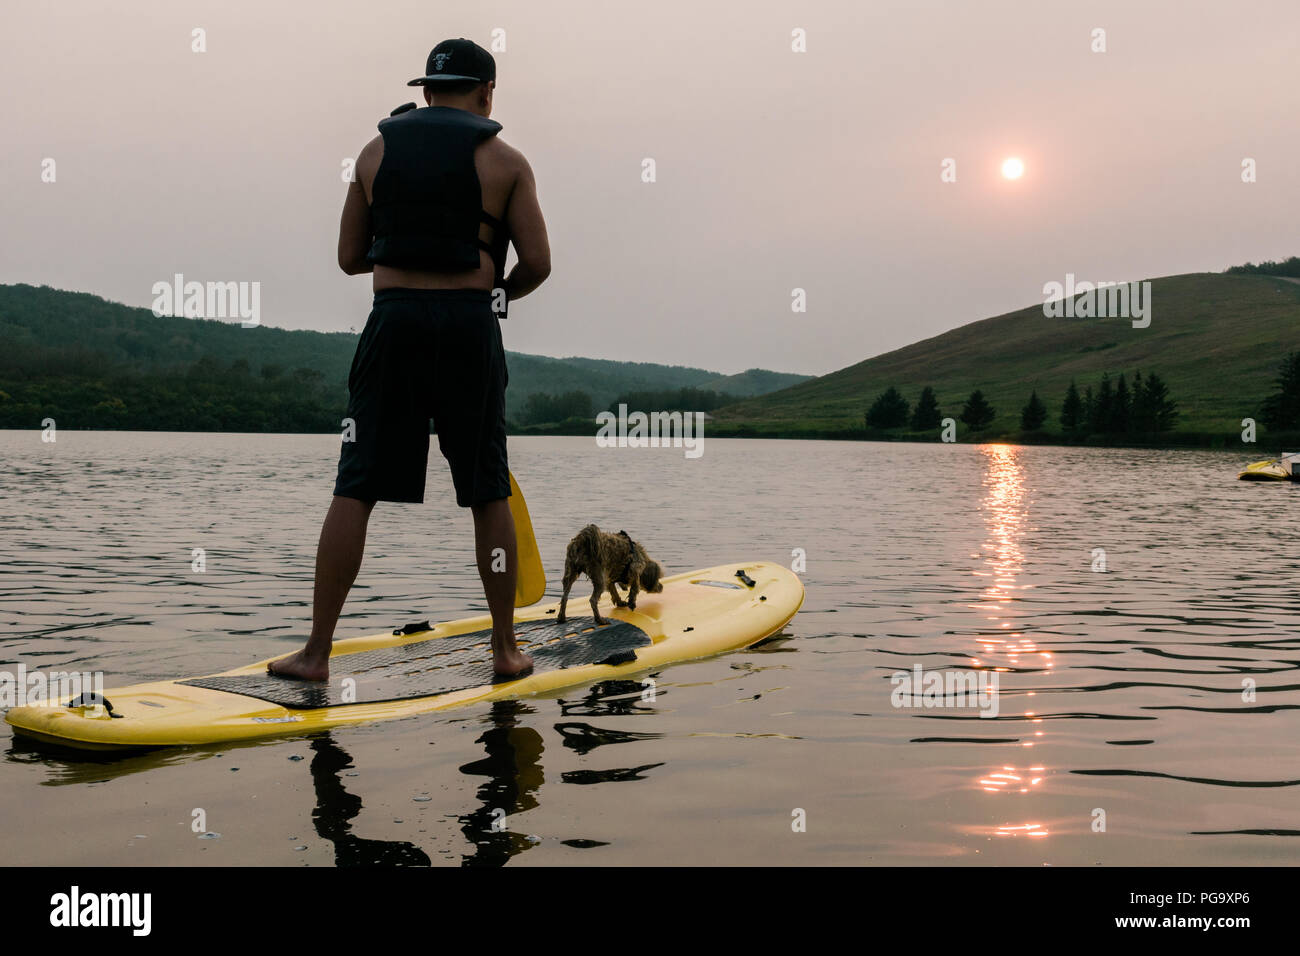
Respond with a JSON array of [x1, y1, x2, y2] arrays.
[[557, 524, 664, 625]]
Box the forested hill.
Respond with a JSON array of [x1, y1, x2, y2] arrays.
[[0, 284, 807, 431]]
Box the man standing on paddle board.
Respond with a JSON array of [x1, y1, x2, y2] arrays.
[[270, 38, 550, 681]]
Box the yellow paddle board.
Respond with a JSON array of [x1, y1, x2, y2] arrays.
[[1238, 458, 1296, 481], [6, 561, 803, 751]]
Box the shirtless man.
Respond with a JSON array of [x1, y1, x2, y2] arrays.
[[269, 38, 550, 681]]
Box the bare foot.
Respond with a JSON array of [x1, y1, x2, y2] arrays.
[[493, 648, 534, 678], [267, 648, 330, 681]]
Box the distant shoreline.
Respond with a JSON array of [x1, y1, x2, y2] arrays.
[[513, 422, 1297, 451], [13, 423, 1276, 452]]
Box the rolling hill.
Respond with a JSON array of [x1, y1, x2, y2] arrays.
[[0, 284, 807, 430], [712, 272, 1300, 441]]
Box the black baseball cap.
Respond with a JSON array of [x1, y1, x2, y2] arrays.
[[407, 38, 496, 86]]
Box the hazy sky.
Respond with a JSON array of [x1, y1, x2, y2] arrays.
[[3, 0, 1298, 376]]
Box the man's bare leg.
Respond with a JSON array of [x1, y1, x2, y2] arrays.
[[472, 497, 533, 676], [268, 495, 376, 680]]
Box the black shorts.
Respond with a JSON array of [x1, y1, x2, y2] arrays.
[[333, 288, 510, 507]]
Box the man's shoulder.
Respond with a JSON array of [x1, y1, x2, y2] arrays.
[[484, 134, 523, 159], [482, 135, 529, 172], [357, 134, 384, 170]]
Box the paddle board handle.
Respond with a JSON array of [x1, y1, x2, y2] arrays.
[[735, 570, 756, 588], [67, 693, 122, 717]]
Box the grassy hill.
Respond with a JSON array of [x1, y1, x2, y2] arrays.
[[713, 272, 1300, 442], [0, 284, 806, 430]]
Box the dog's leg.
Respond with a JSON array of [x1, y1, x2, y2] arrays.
[[557, 563, 578, 623], [588, 571, 607, 625], [608, 580, 626, 607], [624, 559, 642, 611]]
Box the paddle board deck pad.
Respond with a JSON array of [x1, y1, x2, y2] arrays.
[[5, 562, 803, 750]]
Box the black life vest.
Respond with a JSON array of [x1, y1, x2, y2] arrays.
[[366, 106, 509, 283]]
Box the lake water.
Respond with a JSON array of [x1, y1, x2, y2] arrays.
[[1, 431, 1297, 866]]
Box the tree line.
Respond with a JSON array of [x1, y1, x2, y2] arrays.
[[863, 369, 1182, 437], [864, 385, 1000, 432], [1059, 370, 1178, 436], [0, 354, 346, 432], [518, 385, 739, 426], [1225, 257, 1300, 278], [520, 390, 593, 425]]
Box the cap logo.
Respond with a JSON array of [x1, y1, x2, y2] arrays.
[[433, 52, 453, 71]]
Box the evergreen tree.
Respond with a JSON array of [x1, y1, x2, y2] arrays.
[[911, 386, 943, 430], [1143, 373, 1178, 432], [1090, 374, 1114, 433], [1081, 386, 1095, 435], [1261, 352, 1300, 431], [1020, 390, 1048, 431], [1060, 381, 1083, 434], [865, 386, 911, 429], [1111, 373, 1131, 433], [960, 389, 996, 432], [1130, 370, 1151, 432]]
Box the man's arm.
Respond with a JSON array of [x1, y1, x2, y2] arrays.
[[502, 155, 550, 300], [337, 137, 382, 275]]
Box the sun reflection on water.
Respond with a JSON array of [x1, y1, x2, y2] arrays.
[[970, 445, 1052, 838]]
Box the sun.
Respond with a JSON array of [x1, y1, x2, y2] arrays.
[[1001, 157, 1025, 180]]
